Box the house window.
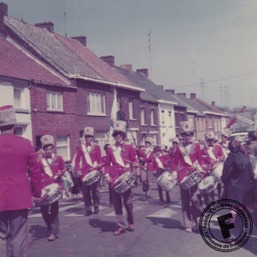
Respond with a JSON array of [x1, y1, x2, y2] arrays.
[[161, 110, 165, 125], [140, 108, 145, 125], [128, 98, 134, 120], [47, 91, 63, 111], [56, 135, 70, 161], [94, 131, 108, 155], [150, 109, 155, 125], [207, 117, 212, 128], [87, 92, 106, 115], [168, 111, 172, 125], [14, 88, 24, 109]]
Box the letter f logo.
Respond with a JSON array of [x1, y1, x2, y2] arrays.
[[217, 213, 235, 239]]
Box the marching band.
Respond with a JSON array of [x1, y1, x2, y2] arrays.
[[1, 103, 257, 257]]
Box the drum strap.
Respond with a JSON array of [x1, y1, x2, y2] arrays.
[[179, 145, 193, 166], [155, 157, 164, 169], [112, 146, 126, 167], [42, 158, 53, 177], [207, 147, 216, 160], [145, 148, 152, 158], [82, 145, 94, 167]]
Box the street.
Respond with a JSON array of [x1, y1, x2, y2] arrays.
[[1, 184, 257, 257]]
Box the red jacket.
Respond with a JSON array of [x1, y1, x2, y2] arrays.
[[152, 153, 171, 171], [104, 142, 137, 184], [139, 148, 155, 172], [39, 155, 65, 188], [75, 143, 102, 178], [171, 142, 205, 182], [0, 135, 41, 211], [201, 143, 225, 169]]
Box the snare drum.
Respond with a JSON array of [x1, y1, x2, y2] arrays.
[[82, 170, 101, 186], [157, 171, 177, 192], [113, 172, 136, 194], [180, 169, 202, 191], [39, 183, 62, 206], [211, 162, 224, 180], [198, 175, 218, 195]]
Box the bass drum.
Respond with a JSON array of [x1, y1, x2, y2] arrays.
[[113, 172, 136, 194], [82, 170, 101, 186], [198, 175, 218, 195], [212, 162, 224, 180], [180, 169, 202, 191], [38, 183, 62, 206], [157, 171, 177, 192]]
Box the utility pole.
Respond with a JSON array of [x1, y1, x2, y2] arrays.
[[147, 30, 152, 79], [64, 12, 67, 37], [224, 85, 229, 107], [200, 78, 205, 100]]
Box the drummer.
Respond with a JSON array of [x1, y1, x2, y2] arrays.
[[201, 131, 225, 203], [75, 127, 102, 216], [219, 128, 231, 159], [104, 120, 138, 236], [171, 121, 206, 233], [38, 135, 64, 241], [138, 137, 156, 196], [152, 145, 172, 205]]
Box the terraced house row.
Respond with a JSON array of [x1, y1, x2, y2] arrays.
[[0, 2, 230, 160]]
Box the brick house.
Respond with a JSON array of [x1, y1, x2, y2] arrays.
[[0, 19, 77, 160], [2, 2, 143, 155], [175, 93, 226, 140]]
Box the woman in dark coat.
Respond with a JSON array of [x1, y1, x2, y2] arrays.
[[221, 137, 257, 229], [221, 138, 254, 205]]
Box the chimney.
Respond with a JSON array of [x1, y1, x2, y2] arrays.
[[72, 36, 87, 47], [136, 68, 148, 78], [100, 55, 115, 66], [0, 2, 8, 36], [165, 89, 175, 94], [35, 21, 54, 33], [211, 101, 215, 106], [120, 64, 132, 72], [190, 93, 196, 99], [177, 93, 186, 97], [158, 85, 164, 90]]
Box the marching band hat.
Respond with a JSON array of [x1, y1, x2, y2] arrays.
[[170, 137, 179, 144], [0, 105, 16, 127], [179, 121, 194, 134], [40, 134, 55, 147], [84, 127, 94, 137], [113, 120, 127, 133], [145, 137, 152, 145], [221, 128, 231, 139], [205, 131, 215, 140]]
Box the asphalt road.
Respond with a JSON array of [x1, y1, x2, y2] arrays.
[[1, 183, 257, 257]]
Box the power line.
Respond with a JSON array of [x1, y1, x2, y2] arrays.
[[174, 70, 257, 89]]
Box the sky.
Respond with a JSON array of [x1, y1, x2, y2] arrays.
[[3, 0, 257, 109]]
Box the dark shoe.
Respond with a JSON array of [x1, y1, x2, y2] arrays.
[[127, 224, 135, 232], [94, 206, 99, 214], [85, 210, 93, 216], [159, 201, 164, 205], [48, 234, 57, 241], [113, 227, 126, 236]]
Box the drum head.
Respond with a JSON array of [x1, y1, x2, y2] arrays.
[[41, 183, 59, 196], [198, 176, 214, 190]]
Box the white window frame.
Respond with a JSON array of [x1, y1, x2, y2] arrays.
[[150, 109, 155, 126], [87, 92, 106, 115], [161, 110, 165, 125], [140, 108, 145, 125], [47, 91, 63, 111], [128, 98, 134, 120], [56, 135, 70, 161], [14, 87, 24, 109]]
